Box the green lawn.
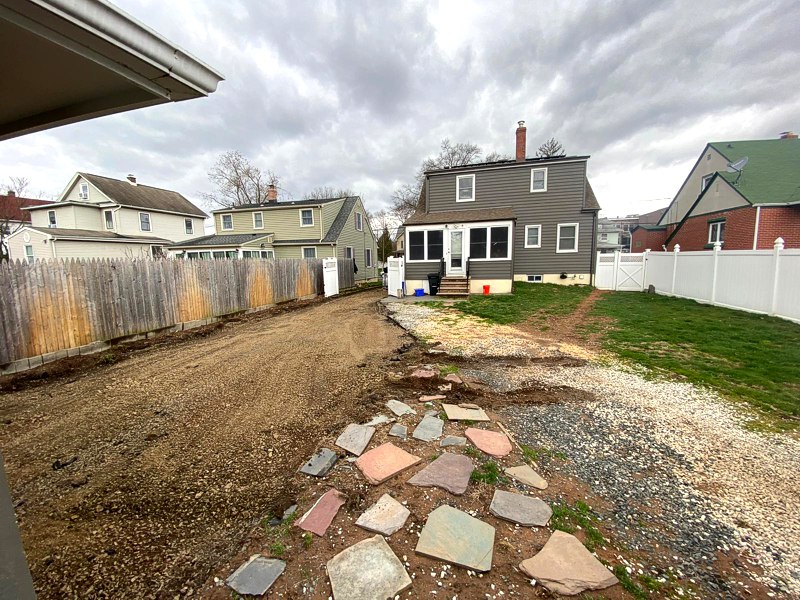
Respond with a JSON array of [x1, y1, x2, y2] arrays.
[[445, 282, 800, 424], [454, 281, 592, 324], [587, 292, 800, 421]]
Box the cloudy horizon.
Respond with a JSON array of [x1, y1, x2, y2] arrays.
[[1, 0, 798, 222]]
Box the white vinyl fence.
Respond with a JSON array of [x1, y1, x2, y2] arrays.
[[596, 238, 800, 323]]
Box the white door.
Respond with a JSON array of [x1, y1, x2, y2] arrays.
[[323, 257, 339, 297], [387, 257, 405, 297], [448, 230, 464, 276]]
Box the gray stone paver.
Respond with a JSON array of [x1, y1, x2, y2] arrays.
[[415, 505, 495, 572], [327, 535, 412, 600], [386, 399, 416, 416], [440, 435, 466, 447], [388, 423, 407, 439], [298, 448, 338, 477], [489, 489, 552, 526], [412, 415, 444, 441], [226, 555, 285, 596], [335, 424, 376, 456]]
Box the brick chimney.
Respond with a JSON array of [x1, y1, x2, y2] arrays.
[[7, 190, 15, 197], [515, 120, 527, 162], [126, 174, 137, 185], [267, 184, 278, 202], [780, 131, 798, 139]]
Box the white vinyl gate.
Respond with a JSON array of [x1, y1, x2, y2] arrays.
[[323, 257, 339, 297], [595, 251, 647, 291], [387, 257, 405, 297]]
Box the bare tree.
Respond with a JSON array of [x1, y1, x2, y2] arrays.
[[390, 183, 424, 224], [201, 151, 279, 208], [484, 151, 512, 163], [536, 137, 565, 158], [5, 176, 30, 197], [303, 186, 355, 200]]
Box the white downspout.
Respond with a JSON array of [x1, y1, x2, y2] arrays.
[[752, 206, 761, 250]]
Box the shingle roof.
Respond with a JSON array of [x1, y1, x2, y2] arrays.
[[583, 179, 600, 211], [29, 226, 170, 243], [404, 207, 516, 226], [167, 233, 272, 248], [213, 197, 345, 213], [0, 195, 53, 222], [322, 197, 358, 242], [80, 173, 207, 217], [709, 139, 800, 205], [271, 239, 325, 245], [632, 224, 666, 232], [425, 155, 589, 175], [637, 207, 667, 225]]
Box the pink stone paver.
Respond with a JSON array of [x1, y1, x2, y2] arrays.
[[355, 443, 422, 485], [411, 369, 436, 378], [419, 395, 446, 402], [295, 488, 346, 536], [465, 427, 513, 457]]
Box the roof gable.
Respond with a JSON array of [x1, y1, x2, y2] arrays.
[[77, 173, 207, 217], [322, 197, 358, 242]]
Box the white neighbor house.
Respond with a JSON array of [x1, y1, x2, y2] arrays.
[[8, 173, 207, 262]]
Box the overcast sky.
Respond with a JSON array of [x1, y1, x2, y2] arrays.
[[2, 0, 799, 221]]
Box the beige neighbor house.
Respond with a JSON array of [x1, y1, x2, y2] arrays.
[[8, 173, 207, 262], [168, 187, 379, 281]]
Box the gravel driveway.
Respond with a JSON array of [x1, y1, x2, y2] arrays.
[[0, 290, 404, 599]]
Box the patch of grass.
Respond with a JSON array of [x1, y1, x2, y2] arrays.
[[98, 353, 118, 365], [521, 444, 566, 463], [439, 364, 459, 375], [453, 282, 592, 325], [416, 300, 445, 309], [638, 573, 662, 591], [470, 460, 508, 485], [550, 500, 605, 551], [302, 532, 313, 549], [461, 419, 475, 426], [589, 292, 800, 422], [269, 540, 286, 557], [463, 446, 481, 459], [612, 565, 648, 599]]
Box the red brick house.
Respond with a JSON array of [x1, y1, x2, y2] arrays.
[[631, 133, 800, 251]]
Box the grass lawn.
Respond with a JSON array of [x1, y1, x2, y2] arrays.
[[587, 292, 800, 422], [454, 281, 592, 324]]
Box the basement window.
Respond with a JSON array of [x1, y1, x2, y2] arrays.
[[527, 274, 543, 283]]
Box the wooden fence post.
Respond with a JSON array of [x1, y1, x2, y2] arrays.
[[770, 237, 784, 316], [710, 241, 721, 304], [671, 244, 680, 295]]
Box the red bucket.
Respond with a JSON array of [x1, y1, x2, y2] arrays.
[[483, 285, 490, 295]]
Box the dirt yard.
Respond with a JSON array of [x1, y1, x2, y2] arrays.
[[0, 290, 404, 598]]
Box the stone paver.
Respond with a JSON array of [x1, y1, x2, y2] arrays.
[[411, 368, 436, 378], [415, 505, 495, 572], [408, 452, 473, 495], [438, 383, 452, 392], [363, 415, 392, 427], [465, 427, 512, 457], [519, 530, 619, 595], [355, 494, 410, 536], [295, 488, 346, 536], [440, 435, 466, 447], [327, 535, 412, 600], [298, 448, 338, 477], [505, 464, 548, 490], [388, 423, 407, 439], [412, 415, 444, 441], [386, 399, 416, 416], [444, 373, 463, 384], [419, 395, 447, 402], [226, 555, 285, 596], [355, 443, 421, 484], [335, 424, 376, 456], [442, 403, 490, 422], [489, 490, 552, 526]]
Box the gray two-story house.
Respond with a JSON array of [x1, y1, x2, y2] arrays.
[[402, 122, 600, 295]]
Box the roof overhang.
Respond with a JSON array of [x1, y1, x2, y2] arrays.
[[0, 0, 224, 141]]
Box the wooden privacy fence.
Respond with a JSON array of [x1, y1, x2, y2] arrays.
[[337, 257, 356, 290], [0, 257, 325, 372]]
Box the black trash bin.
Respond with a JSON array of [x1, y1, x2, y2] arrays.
[[427, 273, 441, 296]]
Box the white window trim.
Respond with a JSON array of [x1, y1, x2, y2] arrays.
[[524, 224, 542, 248], [104, 210, 114, 230], [467, 223, 513, 261], [24, 244, 34, 264], [220, 213, 234, 231], [455, 174, 476, 202], [299, 208, 314, 227], [345, 246, 354, 259], [365, 248, 373, 267], [252, 212, 264, 229], [530, 168, 548, 193], [406, 221, 513, 263], [184, 218, 194, 235], [79, 182, 89, 200], [301, 246, 317, 259], [701, 174, 714, 192], [47, 210, 57, 228], [139, 211, 152, 232], [355, 211, 363, 231], [405, 227, 445, 262], [556, 222, 579, 253], [708, 221, 725, 244]]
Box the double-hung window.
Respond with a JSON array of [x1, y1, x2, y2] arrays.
[[365, 248, 373, 267], [556, 223, 579, 253], [253, 212, 263, 229], [47, 210, 57, 228], [184, 218, 193, 235], [708, 220, 725, 245], [530, 168, 547, 192], [302, 247, 317, 259], [407, 229, 444, 261], [524, 225, 541, 248], [139, 212, 151, 232], [24, 245, 34, 264], [355, 211, 363, 231], [468, 225, 511, 260], [456, 174, 475, 202], [79, 182, 89, 199], [104, 210, 114, 230], [345, 246, 354, 259], [300, 209, 314, 227], [221, 214, 233, 230]]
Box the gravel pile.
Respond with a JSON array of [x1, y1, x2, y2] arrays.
[[500, 362, 800, 598]]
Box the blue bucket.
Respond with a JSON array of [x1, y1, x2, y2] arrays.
[[414, 288, 424, 297]]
